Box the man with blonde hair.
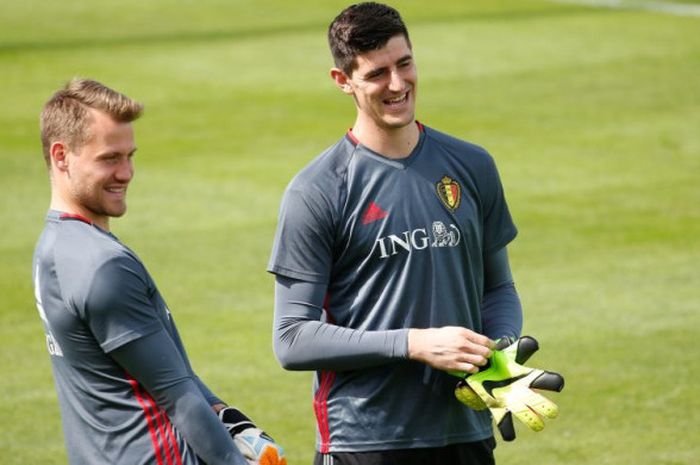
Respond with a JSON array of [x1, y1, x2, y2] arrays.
[[34, 78, 285, 465]]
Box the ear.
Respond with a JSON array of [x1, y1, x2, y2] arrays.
[[330, 68, 353, 95], [50, 142, 70, 172]]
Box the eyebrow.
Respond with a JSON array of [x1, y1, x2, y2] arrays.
[[362, 53, 413, 79], [96, 148, 138, 159]]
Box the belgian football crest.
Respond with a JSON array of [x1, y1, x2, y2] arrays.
[[436, 175, 461, 211]]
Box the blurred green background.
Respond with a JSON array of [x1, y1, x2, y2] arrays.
[[1, 1, 698, 464]]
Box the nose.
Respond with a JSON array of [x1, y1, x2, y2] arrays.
[[115, 158, 134, 182], [388, 69, 405, 92]]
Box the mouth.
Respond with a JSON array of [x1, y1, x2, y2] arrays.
[[105, 185, 128, 198], [383, 91, 410, 107]]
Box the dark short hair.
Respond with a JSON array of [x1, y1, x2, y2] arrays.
[[328, 2, 411, 75]]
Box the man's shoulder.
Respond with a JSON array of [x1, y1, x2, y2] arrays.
[[423, 125, 493, 162], [46, 218, 136, 283], [35, 214, 142, 312], [287, 134, 356, 193]]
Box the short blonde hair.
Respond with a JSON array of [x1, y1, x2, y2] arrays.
[[40, 78, 143, 166]]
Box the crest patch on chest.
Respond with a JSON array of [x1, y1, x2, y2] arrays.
[[436, 175, 461, 211]]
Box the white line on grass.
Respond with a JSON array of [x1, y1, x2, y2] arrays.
[[551, 0, 700, 17]]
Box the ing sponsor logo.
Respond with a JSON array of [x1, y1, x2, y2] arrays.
[[375, 221, 461, 259]]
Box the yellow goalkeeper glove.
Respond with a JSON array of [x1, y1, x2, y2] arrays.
[[454, 336, 564, 441]]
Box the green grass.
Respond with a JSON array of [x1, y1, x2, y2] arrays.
[[1, 1, 698, 464]]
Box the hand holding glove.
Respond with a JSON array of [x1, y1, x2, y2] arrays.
[[218, 407, 287, 465], [454, 336, 564, 441]]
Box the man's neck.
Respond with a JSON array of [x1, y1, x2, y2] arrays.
[[49, 193, 110, 231], [350, 120, 421, 159]]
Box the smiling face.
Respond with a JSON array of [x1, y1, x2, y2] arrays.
[[53, 108, 137, 229], [335, 34, 417, 133]]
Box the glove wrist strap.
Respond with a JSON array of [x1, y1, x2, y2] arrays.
[[218, 407, 256, 436]]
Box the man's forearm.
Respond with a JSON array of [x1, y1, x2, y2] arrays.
[[274, 276, 408, 370], [110, 331, 247, 465]]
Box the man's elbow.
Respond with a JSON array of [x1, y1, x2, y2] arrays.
[[273, 338, 308, 371]]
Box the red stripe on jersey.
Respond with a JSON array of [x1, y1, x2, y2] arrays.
[[314, 295, 336, 452], [126, 373, 184, 465], [165, 417, 184, 465], [126, 375, 164, 465], [155, 406, 183, 465], [145, 393, 175, 465], [313, 370, 336, 453]]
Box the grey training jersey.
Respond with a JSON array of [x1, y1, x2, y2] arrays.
[[32, 211, 205, 465], [268, 125, 518, 452]]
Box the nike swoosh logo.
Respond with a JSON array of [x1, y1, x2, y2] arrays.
[[482, 374, 528, 397]]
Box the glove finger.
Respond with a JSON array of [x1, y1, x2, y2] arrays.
[[495, 336, 515, 351], [530, 370, 565, 392], [521, 389, 559, 420], [507, 397, 546, 432], [455, 381, 488, 410], [259, 445, 286, 465], [515, 336, 539, 364], [493, 409, 516, 441]]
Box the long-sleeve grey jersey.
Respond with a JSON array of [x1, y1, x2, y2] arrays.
[[32, 210, 245, 465], [268, 125, 519, 453]]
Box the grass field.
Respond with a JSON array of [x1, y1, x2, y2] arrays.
[[1, 1, 698, 464]]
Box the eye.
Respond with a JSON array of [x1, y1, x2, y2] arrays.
[[365, 69, 385, 80]]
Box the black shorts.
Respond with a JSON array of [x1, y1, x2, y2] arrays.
[[313, 438, 497, 465]]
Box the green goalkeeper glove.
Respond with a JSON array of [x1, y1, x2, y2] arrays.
[[454, 336, 564, 441]]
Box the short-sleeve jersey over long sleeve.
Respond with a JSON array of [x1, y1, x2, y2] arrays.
[[32, 211, 226, 465], [268, 125, 517, 452]]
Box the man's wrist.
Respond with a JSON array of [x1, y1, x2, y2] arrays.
[[211, 402, 227, 414]]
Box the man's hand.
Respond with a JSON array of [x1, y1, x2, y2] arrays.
[[218, 407, 287, 465], [453, 336, 564, 441], [408, 326, 495, 373]]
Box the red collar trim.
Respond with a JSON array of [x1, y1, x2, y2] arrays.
[[346, 128, 360, 145], [59, 213, 93, 225]]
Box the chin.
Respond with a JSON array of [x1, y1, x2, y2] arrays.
[[103, 204, 127, 218], [383, 117, 415, 130]]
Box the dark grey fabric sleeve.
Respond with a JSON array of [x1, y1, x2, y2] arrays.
[[110, 330, 246, 465], [268, 187, 336, 283], [164, 314, 225, 407], [194, 375, 224, 407], [273, 275, 409, 371], [481, 247, 523, 340], [84, 255, 163, 352]]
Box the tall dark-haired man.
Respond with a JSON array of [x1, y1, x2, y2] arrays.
[[33, 78, 285, 465], [269, 2, 524, 464]]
